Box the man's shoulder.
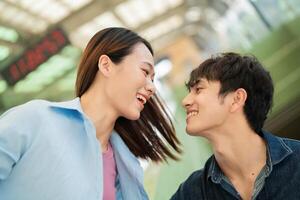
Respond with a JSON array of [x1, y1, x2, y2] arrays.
[[264, 131, 300, 151], [265, 132, 300, 167], [170, 169, 204, 200], [170, 157, 214, 200], [183, 156, 214, 185], [184, 169, 205, 185], [280, 137, 300, 152]]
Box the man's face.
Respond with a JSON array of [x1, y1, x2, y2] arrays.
[[182, 78, 231, 136]]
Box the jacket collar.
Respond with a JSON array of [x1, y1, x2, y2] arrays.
[[262, 130, 292, 165]]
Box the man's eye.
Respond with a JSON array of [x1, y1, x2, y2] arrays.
[[195, 87, 203, 93]]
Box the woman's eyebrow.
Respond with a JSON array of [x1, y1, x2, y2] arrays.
[[143, 61, 155, 76]]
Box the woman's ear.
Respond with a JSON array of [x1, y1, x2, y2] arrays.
[[98, 55, 112, 77], [230, 88, 247, 112]]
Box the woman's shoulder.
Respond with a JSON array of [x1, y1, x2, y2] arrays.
[[2, 99, 51, 116], [0, 99, 56, 128]]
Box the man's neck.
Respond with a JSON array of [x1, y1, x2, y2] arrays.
[[210, 128, 267, 200]]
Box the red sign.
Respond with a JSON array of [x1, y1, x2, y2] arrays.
[[0, 27, 70, 86]]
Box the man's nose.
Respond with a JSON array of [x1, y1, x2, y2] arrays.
[[182, 93, 193, 108]]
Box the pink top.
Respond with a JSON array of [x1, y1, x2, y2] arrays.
[[102, 143, 117, 200]]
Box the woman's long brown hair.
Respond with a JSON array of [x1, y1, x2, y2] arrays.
[[76, 27, 181, 162]]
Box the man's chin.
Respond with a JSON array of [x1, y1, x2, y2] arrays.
[[186, 128, 199, 136]]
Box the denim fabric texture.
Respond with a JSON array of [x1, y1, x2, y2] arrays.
[[171, 131, 300, 200]]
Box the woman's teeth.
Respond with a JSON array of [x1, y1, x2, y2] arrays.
[[136, 94, 146, 104]]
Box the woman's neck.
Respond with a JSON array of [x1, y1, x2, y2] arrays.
[[80, 89, 118, 152]]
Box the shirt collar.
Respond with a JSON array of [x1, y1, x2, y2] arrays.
[[207, 130, 293, 182], [207, 156, 222, 183], [110, 131, 148, 199], [51, 98, 147, 199], [49, 97, 84, 114], [262, 130, 293, 166]]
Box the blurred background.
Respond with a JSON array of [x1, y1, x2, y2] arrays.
[[0, 0, 299, 199]]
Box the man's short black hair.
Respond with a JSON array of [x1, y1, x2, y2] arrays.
[[186, 52, 274, 134]]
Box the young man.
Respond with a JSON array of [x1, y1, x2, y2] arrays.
[[171, 53, 300, 200]]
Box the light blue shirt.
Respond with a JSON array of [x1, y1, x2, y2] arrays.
[[0, 98, 148, 200]]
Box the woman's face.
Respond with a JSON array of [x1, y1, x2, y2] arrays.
[[106, 43, 156, 120]]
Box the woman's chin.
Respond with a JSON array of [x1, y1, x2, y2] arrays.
[[123, 111, 141, 121]]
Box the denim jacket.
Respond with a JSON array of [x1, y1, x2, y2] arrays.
[[0, 98, 148, 200], [171, 131, 300, 200]]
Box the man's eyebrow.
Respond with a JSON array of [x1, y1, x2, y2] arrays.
[[197, 79, 207, 86], [188, 79, 206, 90], [192, 79, 202, 87], [185, 79, 198, 91]]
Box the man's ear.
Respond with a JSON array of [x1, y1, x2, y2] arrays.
[[98, 55, 113, 77], [230, 88, 247, 112]]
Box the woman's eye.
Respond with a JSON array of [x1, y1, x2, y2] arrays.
[[142, 69, 149, 76]]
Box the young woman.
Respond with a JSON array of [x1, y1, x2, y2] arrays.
[[0, 27, 181, 200]]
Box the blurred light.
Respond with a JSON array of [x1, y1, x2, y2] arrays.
[[115, 0, 183, 28], [115, 1, 145, 28], [139, 159, 149, 170], [70, 11, 124, 48], [167, 0, 184, 7], [0, 80, 8, 94], [155, 58, 172, 79], [61, 0, 92, 10], [0, 1, 47, 33], [0, 0, 87, 33], [185, 7, 202, 22], [60, 45, 82, 58], [14, 45, 80, 93], [0, 46, 10, 61], [147, 0, 169, 15], [0, 26, 19, 42], [18, 0, 69, 23], [0, 1, 48, 33], [140, 15, 183, 41], [204, 8, 220, 20], [94, 12, 123, 28], [41, 2, 69, 23], [55, 70, 76, 91]]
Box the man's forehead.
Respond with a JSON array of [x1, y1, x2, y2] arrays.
[[193, 78, 208, 86]]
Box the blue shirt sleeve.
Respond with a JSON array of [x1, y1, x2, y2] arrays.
[[0, 106, 31, 180]]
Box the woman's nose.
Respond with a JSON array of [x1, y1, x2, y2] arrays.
[[145, 78, 156, 95]]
